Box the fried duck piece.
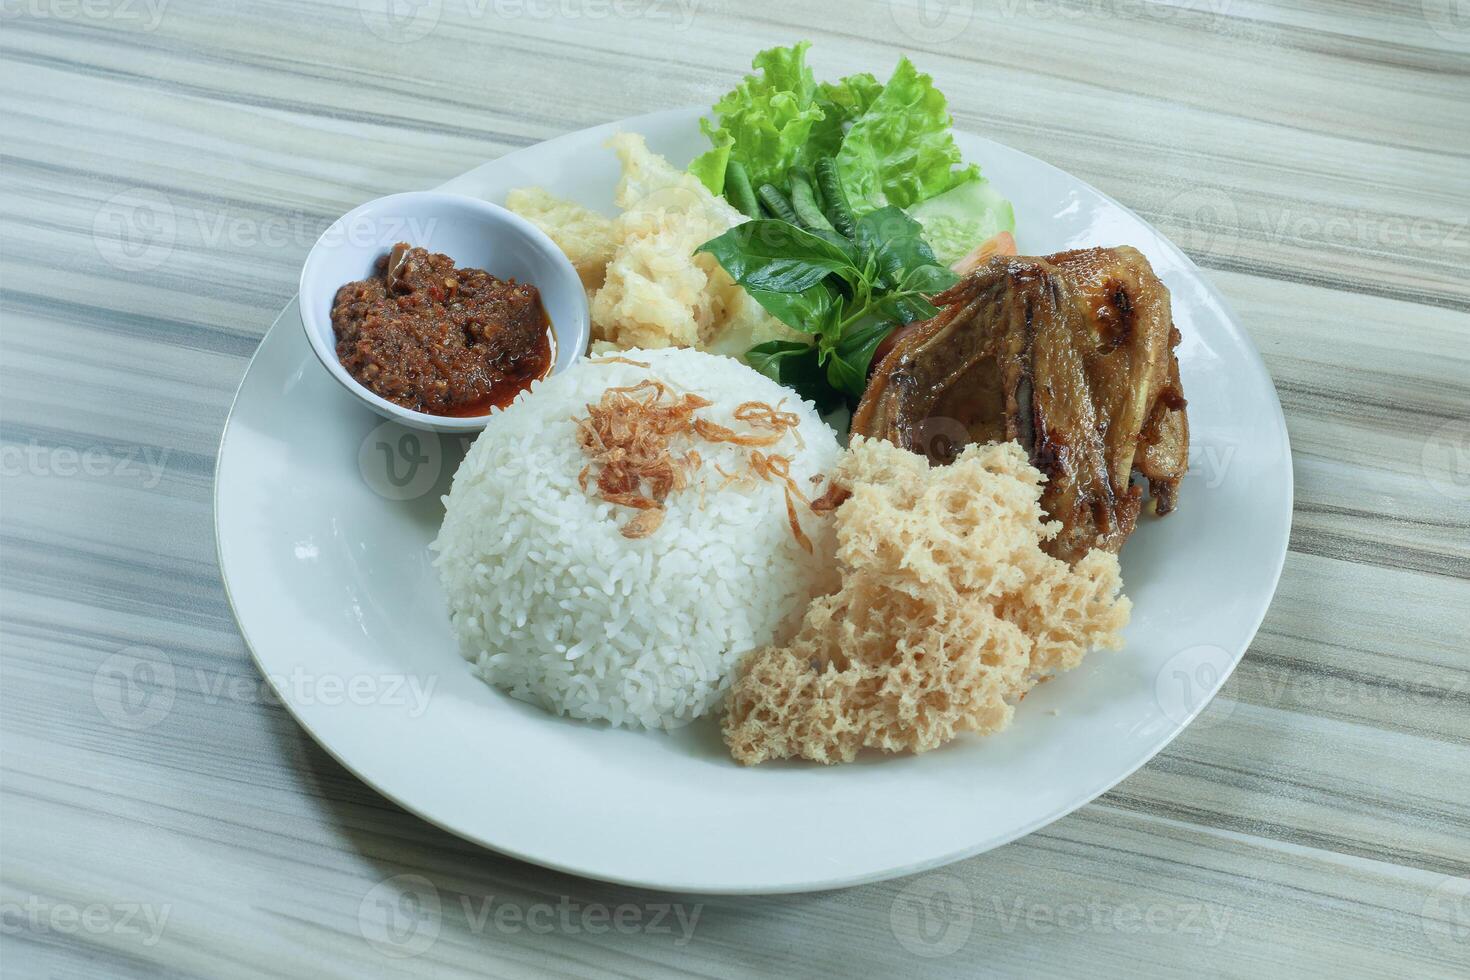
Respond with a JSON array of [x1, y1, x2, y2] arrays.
[[851, 246, 1188, 562]]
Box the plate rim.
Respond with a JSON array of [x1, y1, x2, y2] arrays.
[[214, 105, 1294, 894]]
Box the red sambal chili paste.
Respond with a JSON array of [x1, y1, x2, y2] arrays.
[[331, 242, 554, 417]]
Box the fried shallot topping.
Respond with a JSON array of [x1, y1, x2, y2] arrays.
[[574, 379, 710, 538], [573, 377, 817, 545], [809, 483, 852, 514], [691, 417, 782, 447], [745, 451, 815, 552], [784, 487, 812, 554], [620, 508, 665, 538], [734, 400, 805, 449]]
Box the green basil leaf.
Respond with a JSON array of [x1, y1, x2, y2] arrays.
[[854, 206, 943, 289], [745, 258, 839, 292], [807, 381, 846, 415], [696, 219, 861, 293], [834, 318, 895, 387], [743, 281, 838, 334], [873, 292, 941, 324], [824, 348, 866, 397], [899, 262, 958, 295], [745, 340, 812, 381], [898, 295, 940, 322], [745, 340, 842, 412], [838, 317, 894, 356]]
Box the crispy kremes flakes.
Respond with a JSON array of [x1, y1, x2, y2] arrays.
[[724, 437, 1131, 765]]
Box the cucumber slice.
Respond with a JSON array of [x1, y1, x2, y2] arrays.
[[906, 179, 1016, 268]]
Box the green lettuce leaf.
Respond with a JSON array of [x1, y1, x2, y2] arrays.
[[697, 42, 826, 194], [834, 56, 978, 213], [688, 128, 733, 195], [806, 72, 884, 159]]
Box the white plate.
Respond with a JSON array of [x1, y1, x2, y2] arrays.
[[216, 107, 1292, 894]]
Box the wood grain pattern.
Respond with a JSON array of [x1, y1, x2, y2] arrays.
[[2, 1, 1467, 976]]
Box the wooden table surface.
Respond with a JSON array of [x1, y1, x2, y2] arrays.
[[3, 1, 1467, 976]]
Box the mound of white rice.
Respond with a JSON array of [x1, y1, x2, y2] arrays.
[[432, 347, 841, 730]]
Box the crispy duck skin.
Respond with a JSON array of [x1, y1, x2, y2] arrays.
[[851, 246, 1188, 562]]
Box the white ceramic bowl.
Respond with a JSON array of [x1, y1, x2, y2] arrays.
[[298, 191, 589, 433]]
